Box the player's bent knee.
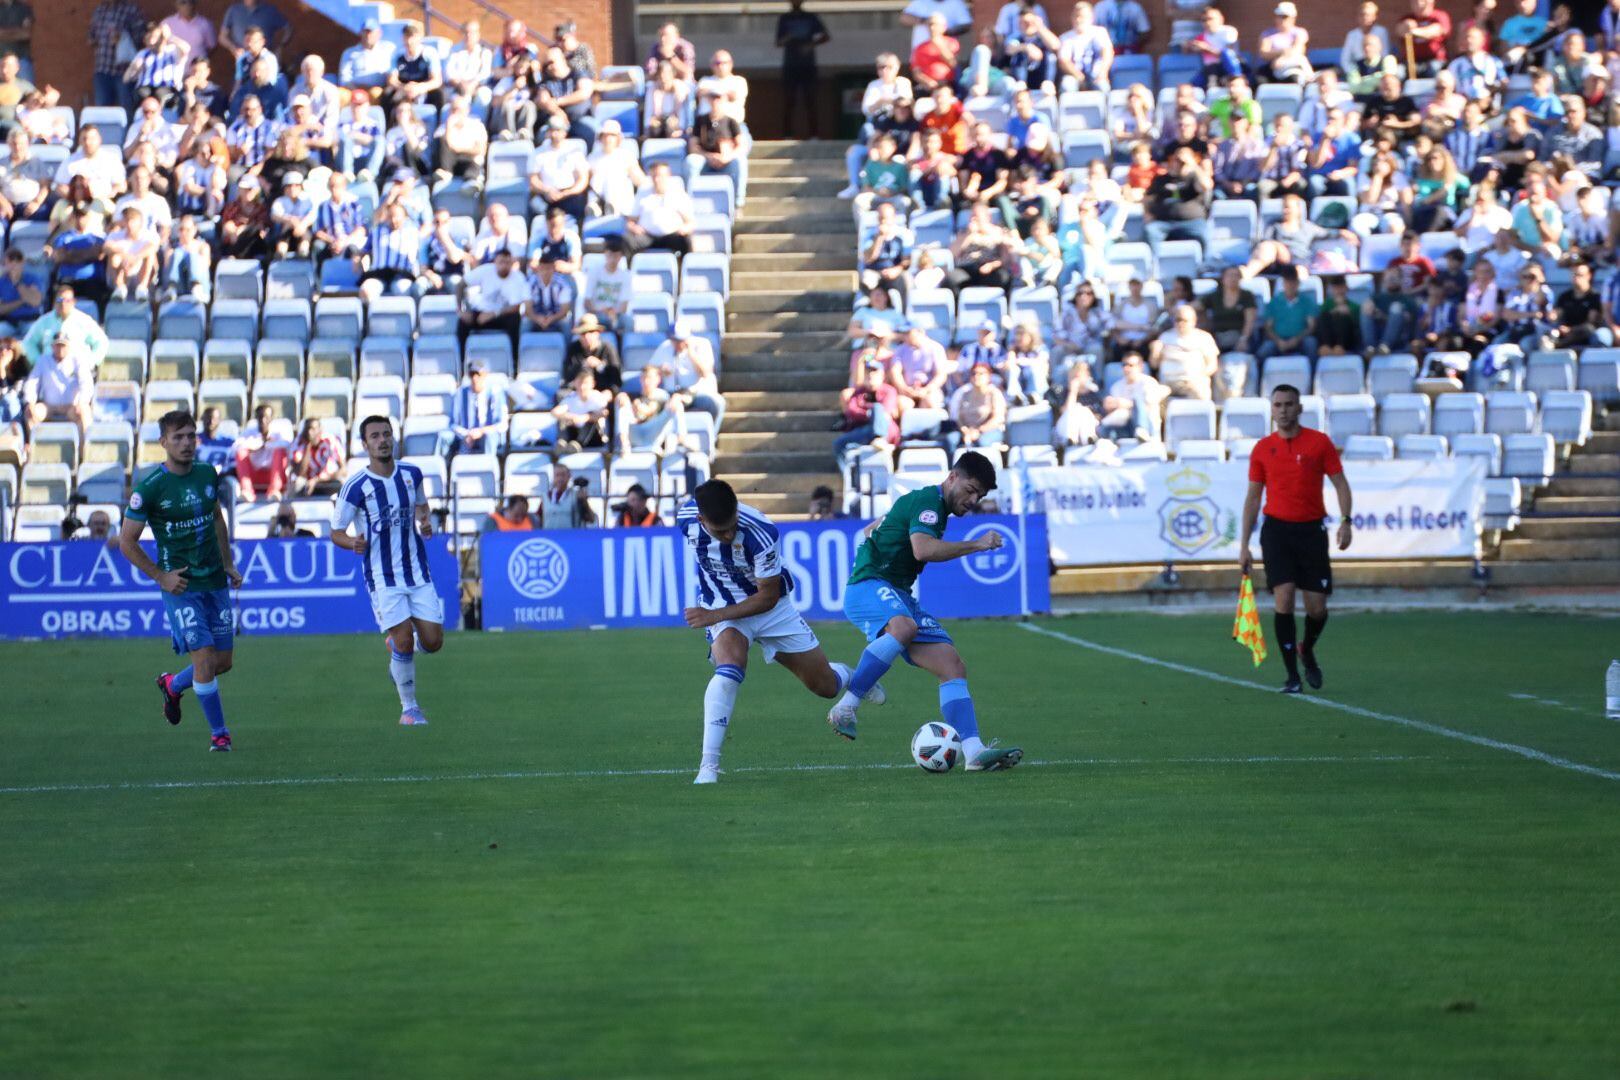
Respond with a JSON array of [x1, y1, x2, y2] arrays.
[[885, 616, 920, 644], [213, 653, 233, 675], [417, 628, 444, 653]]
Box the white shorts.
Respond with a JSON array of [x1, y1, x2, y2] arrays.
[[707, 598, 819, 663], [371, 582, 445, 632]]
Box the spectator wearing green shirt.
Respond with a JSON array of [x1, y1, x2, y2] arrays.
[[1207, 74, 1260, 140], [1257, 266, 1319, 361], [852, 132, 912, 219], [21, 286, 109, 370]]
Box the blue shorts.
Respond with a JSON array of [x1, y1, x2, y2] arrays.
[[163, 587, 235, 656], [843, 578, 953, 660]]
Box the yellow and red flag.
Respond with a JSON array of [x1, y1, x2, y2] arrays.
[[1232, 574, 1267, 667]]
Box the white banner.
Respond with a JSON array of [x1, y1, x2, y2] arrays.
[[1023, 459, 1485, 566]]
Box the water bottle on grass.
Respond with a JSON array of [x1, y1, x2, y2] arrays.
[[1608, 660, 1620, 720]]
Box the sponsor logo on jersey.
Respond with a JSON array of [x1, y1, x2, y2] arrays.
[[919, 510, 939, 525], [129, 492, 143, 510]]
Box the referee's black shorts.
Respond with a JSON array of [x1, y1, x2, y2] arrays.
[[1260, 516, 1333, 595]]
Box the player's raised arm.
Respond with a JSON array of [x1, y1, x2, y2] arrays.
[[909, 529, 1002, 564]]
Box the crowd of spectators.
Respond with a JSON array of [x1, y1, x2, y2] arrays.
[[0, 5, 750, 537], [837, 0, 1620, 473]]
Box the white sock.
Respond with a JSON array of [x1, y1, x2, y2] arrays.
[[703, 664, 744, 768], [830, 662, 852, 696], [389, 649, 418, 710], [961, 735, 986, 759]]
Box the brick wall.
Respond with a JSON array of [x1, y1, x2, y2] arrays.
[[36, 0, 622, 111]]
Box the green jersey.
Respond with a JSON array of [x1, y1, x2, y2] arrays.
[[849, 485, 948, 591], [125, 462, 228, 592]]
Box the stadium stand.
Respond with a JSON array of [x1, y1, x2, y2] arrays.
[[0, 17, 751, 544], [824, 0, 1620, 590]]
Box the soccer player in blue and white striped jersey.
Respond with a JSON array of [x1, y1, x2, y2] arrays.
[[332, 416, 445, 726], [678, 480, 883, 784]]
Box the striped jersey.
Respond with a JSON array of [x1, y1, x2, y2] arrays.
[[332, 462, 434, 591], [676, 499, 796, 610]]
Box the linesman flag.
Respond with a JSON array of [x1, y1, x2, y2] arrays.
[[1232, 574, 1267, 667]]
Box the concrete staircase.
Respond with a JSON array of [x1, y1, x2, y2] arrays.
[[1497, 410, 1620, 566], [719, 140, 853, 518]]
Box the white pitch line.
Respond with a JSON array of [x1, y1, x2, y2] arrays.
[[1507, 692, 1587, 715], [0, 755, 1423, 797], [1019, 622, 1620, 784]]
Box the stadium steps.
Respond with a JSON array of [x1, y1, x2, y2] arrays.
[[732, 232, 854, 255], [717, 140, 851, 517], [1498, 537, 1620, 561], [727, 289, 852, 314], [1509, 519, 1620, 540], [731, 252, 856, 273], [724, 351, 850, 375], [727, 311, 852, 332], [732, 272, 856, 292], [726, 330, 847, 354]]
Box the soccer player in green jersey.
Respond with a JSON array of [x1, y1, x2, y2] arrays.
[[829, 451, 1023, 771], [120, 410, 243, 752]]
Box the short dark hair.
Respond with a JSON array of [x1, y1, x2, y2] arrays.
[[953, 451, 997, 492], [625, 483, 648, 498], [811, 485, 835, 501], [693, 479, 738, 524], [1271, 383, 1302, 400], [158, 409, 196, 436], [358, 414, 393, 440]]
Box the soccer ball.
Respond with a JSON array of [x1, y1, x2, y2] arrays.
[[911, 722, 962, 773]]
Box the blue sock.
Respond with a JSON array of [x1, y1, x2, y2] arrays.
[[194, 679, 228, 737], [845, 634, 905, 701], [169, 665, 194, 695], [939, 678, 979, 741]]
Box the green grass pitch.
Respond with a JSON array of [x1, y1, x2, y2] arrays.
[[3, 610, 1619, 1079]]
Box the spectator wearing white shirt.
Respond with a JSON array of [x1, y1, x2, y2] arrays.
[[625, 161, 694, 254], [651, 323, 723, 423], [339, 19, 396, 92], [552, 368, 612, 450], [113, 165, 172, 245], [1057, 0, 1112, 93], [124, 97, 183, 172], [845, 53, 912, 196], [587, 119, 646, 218], [1339, 1, 1390, 76], [103, 204, 160, 301], [582, 237, 632, 331], [458, 247, 527, 355], [471, 201, 526, 264], [25, 332, 93, 430], [289, 54, 343, 131], [901, 0, 972, 49], [1151, 303, 1221, 404], [528, 114, 589, 222], [1259, 2, 1312, 84], [269, 170, 315, 257], [54, 126, 126, 202], [1099, 351, 1165, 439], [446, 18, 495, 103], [697, 49, 749, 126], [436, 93, 488, 185]]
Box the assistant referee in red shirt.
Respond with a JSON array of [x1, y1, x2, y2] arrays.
[[1239, 384, 1354, 694]]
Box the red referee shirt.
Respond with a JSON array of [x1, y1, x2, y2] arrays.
[[1249, 427, 1343, 523]]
